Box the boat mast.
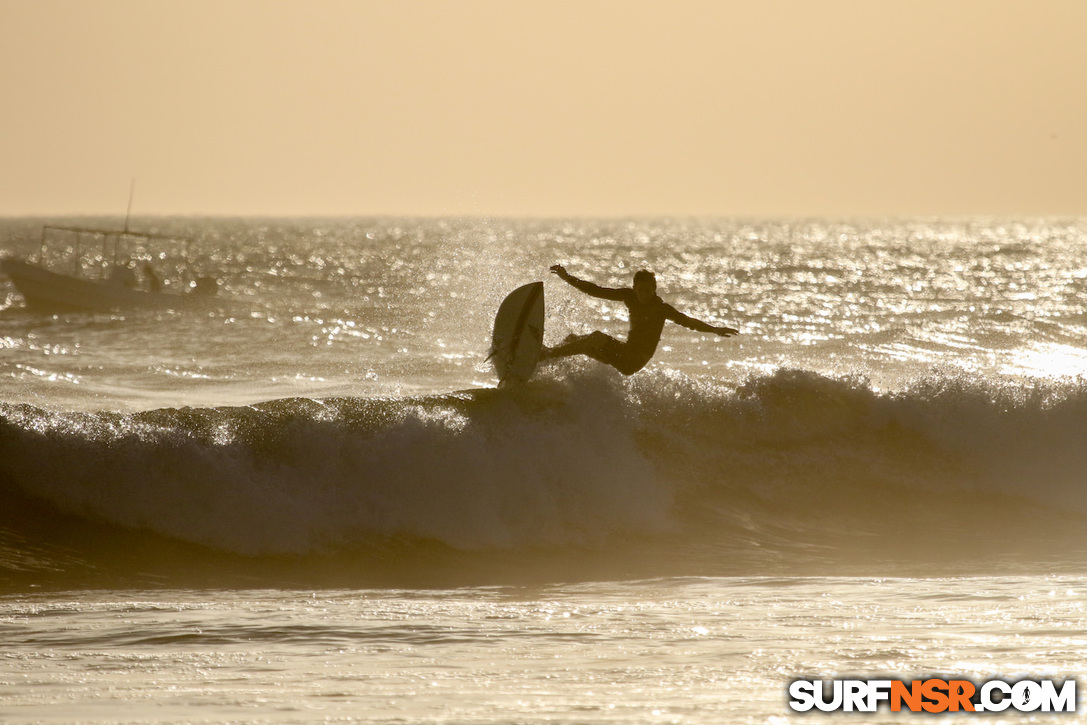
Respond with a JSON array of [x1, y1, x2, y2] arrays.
[[124, 178, 136, 234], [115, 177, 136, 269]]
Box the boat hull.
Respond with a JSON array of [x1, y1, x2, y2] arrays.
[[1, 258, 196, 312]]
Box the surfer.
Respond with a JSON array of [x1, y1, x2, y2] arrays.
[[541, 265, 738, 375]]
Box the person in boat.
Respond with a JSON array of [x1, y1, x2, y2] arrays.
[[541, 265, 738, 375], [108, 264, 137, 288], [142, 262, 162, 293]]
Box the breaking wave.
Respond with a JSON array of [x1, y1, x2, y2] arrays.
[[3, 367, 1086, 589]]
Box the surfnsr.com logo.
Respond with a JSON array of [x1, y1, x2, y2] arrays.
[[788, 678, 1077, 714]]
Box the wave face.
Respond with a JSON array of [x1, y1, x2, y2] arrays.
[[3, 367, 1087, 589]]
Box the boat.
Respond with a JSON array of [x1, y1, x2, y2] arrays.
[[1, 223, 219, 313]]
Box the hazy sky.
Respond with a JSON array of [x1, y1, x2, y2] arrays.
[[2, 0, 1085, 217]]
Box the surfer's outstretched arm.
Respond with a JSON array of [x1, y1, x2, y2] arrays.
[[663, 303, 739, 336], [549, 265, 627, 301]]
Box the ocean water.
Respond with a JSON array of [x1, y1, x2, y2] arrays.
[[1, 216, 1086, 722]]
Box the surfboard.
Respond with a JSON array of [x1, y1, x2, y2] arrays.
[[490, 281, 544, 386]]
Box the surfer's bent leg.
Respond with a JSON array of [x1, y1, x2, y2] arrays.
[[540, 331, 613, 360], [540, 332, 648, 375], [585, 337, 650, 375]]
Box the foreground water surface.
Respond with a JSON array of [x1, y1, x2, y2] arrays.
[[3, 577, 1085, 724]]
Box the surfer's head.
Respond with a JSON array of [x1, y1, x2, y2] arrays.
[[633, 270, 656, 302]]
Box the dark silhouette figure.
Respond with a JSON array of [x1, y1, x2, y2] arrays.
[[541, 265, 738, 375], [109, 264, 137, 288], [142, 262, 162, 293]]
